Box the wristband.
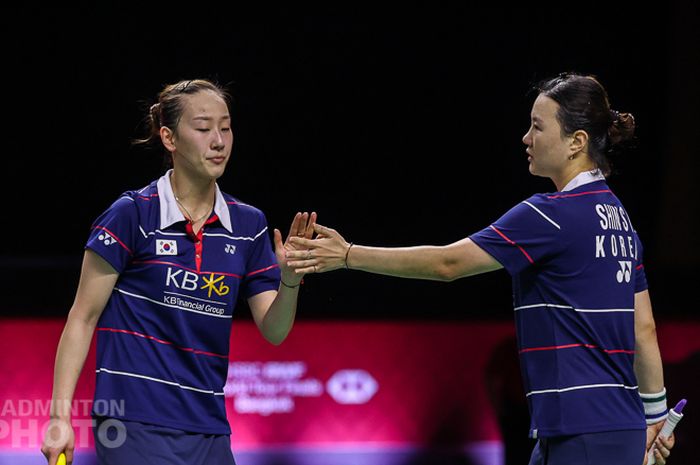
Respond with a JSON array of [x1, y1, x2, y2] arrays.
[[640, 388, 669, 424]]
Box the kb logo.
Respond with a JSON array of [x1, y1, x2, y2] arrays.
[[616, 261, 632, 283], [165, 268, 230, 297]]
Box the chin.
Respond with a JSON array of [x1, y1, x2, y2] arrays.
[[528, 164, 551, 180], [210, 169, 226, 180], [205, 164, 228, 179]]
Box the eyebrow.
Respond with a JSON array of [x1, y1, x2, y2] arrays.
[[192, 115, 230, 121]]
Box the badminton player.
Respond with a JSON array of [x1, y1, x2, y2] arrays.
[[286, 73, 676, 465], [41, 79, 315, 465]]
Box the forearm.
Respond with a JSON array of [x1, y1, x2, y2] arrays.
[[259, 285, 299, 345], [634, 290, 665, 393], [50, 313, 98, 421], [634, 327, 665, 394], [288, 228, 500, 279], [347, 244, 454, 281]]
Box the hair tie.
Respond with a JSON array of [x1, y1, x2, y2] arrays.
[[610, 109, 620, 124]]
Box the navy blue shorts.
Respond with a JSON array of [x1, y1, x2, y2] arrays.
[[93, 417, 236, 465], [527, 429, 645, 465]]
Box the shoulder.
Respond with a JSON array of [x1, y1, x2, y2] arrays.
[[95, 181, 157, 221], [506, 192, 561, 220], [220, 192, 269, 226], [487, 193, 565, 234]]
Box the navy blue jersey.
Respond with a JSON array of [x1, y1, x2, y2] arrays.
[[85, 170, 280, 434], [470, 171, 647, 438]]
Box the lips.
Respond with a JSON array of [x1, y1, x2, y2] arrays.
[[208, 157, 226, 164]]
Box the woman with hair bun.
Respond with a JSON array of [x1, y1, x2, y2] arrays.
[[286, 72, 675, 464]]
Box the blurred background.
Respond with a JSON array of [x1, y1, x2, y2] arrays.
[[1, 4, 698, 464]]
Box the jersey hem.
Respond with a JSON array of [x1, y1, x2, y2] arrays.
[[92, 411, 232, 435], [531, 421, 646, 438]]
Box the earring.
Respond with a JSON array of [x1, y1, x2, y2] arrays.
[[568, 155, 575, 160]]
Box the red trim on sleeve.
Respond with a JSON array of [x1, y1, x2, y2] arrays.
[[246, 264, 280, 277], [92, 226, 133, 255], [489, 225, 534, 264]]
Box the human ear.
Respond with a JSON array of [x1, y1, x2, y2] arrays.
[[569, 129, 589, 156], [160, 126, 176, 153]]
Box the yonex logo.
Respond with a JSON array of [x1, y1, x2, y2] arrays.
[[98, 232, 116, 246], [225, 244, 236, 254], [616, 261, 632, 283], [326, 369, 378, 404]]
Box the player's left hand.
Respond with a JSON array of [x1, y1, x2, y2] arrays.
[[274, 212, 317, 286]]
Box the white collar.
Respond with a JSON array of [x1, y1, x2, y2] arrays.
[[561, 170, 606, 192], [156, 169, 233, 232]]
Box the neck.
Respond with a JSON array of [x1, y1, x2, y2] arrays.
[[170, 169, 216, 205], [552, 158, 597, 191]]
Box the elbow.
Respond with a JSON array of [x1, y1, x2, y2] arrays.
[[434, 261, 461, 282], [67, 306, 101, 332], [263, 329, 291, 346], [432, 245, 479, 282], [635, 320, 658, 343]]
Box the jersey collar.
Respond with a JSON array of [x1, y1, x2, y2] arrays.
[[561, 169, 606, 192], [156, 169, 233, 232]]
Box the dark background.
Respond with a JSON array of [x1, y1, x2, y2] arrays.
[[1, 4, 697, 320]]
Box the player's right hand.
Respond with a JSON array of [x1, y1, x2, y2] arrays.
[[41, 418, 75, 465]]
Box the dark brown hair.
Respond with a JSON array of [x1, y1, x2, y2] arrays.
[[133, 79, 231, 165], [536, 73, 635, 176]]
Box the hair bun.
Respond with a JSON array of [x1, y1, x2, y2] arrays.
[[149, 103, 161, 127], [608, 110, 635, 145]]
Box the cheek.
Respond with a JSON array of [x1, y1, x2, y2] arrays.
[[539, 132, 560, 151]]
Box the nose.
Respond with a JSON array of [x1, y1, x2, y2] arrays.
[[211, 130, 225, 151], [522, 129, 532, 146]]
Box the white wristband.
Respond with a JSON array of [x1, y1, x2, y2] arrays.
[[640, 388, 668, 424]]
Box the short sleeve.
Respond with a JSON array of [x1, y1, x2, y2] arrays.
[[85, 196, 138, 274], [634, 235, 648, 293], [469, 196, 564, 276], [242, 213, 281, 298]]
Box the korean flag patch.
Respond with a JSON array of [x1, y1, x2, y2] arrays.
[[156, 239, 178, 256]]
